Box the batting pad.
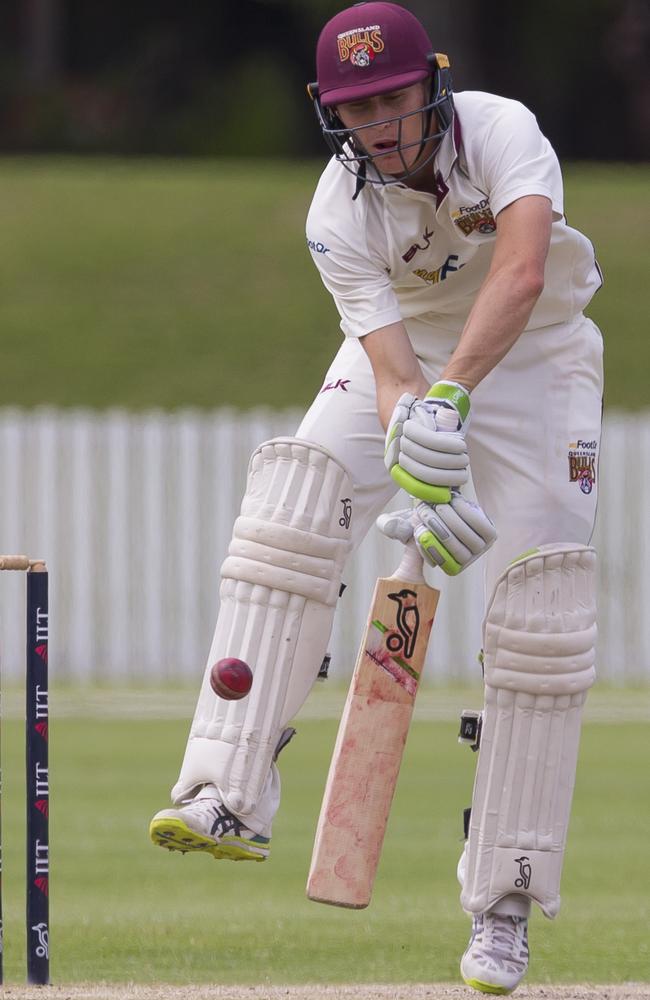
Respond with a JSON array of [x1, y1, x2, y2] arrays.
[[172, 438, 353, 818], [461, 544, 596, 918]]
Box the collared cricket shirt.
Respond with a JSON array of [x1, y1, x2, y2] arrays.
[[306, 90, 602, 346]]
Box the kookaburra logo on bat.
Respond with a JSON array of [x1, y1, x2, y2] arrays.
[[386, 588, 420, 660]]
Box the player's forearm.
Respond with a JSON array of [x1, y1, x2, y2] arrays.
[[375, 371, 430, 430], [441, 262, 544, 392], [361, 322, 430, 429]]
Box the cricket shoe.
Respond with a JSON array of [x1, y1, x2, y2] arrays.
[[149, 787, 270, 862], [460, 911, 529, 995]]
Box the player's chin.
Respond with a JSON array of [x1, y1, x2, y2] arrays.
[[372, 149, 418, 177]]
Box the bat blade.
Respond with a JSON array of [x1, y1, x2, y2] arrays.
[[306, 568, 439, 908]]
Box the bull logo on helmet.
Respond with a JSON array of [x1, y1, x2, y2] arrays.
[[350, 43, 374, 67], [337, 25, 385, 64]]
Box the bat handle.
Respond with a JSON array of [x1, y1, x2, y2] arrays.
[[395, 539, 425, 583]]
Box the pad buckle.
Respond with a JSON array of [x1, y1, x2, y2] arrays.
[[458, 709, 483, 751], [273, 727, 297, 761], [317, 653, 331, 681]]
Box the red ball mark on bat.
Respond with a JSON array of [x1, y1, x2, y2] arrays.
[[210, 658, 253, 701]]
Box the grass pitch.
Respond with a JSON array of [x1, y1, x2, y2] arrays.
[[1, 988, 648, 1000], [0, 158, 647, 411], [0, 688, 648, 985]]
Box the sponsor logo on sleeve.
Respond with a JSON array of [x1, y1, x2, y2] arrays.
[[307, 238, 330, 255], [451, 199, 497, 236]]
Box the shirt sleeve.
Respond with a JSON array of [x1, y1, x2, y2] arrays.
[[478, 100, 564, 219], [306, 198, 402, 339]]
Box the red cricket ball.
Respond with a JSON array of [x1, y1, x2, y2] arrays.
[[210, 657, 253, 700]]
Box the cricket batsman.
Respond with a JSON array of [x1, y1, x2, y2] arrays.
[[150, 3, 603, 993]]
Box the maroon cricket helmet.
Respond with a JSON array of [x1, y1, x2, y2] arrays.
[[308, 3, 454, 193], [316, 2, 434, 107]]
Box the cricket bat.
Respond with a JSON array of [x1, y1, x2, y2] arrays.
[[306, 540, 439, 908]]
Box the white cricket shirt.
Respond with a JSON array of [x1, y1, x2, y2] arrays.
[[306, 91, 602, 341]]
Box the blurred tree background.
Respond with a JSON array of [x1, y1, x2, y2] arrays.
[[0, 1, 647, 411], [1, 0, 648, 160]]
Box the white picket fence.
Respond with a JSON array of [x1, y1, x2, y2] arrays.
[[0, 408, 648, 685]]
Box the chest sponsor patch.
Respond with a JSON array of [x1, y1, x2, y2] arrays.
[[568, 439, 598, 494], [451, 198, 497, 237], [413, 253, 464, 286], [402, 226, 434, 263]]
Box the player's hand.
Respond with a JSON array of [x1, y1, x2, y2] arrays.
[[384, 381, 471, 504], [377, 492, 497, 576]]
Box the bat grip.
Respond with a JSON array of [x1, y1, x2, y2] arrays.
[[395, 540, 425, 583]]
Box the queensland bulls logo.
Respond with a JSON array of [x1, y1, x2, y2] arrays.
[[568, 439, 597, 495], [337, 25, 385, 66]]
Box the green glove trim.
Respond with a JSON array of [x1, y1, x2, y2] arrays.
[[426, 381, 471, 423], [390, 467, 451, 504], [509, 547, 540, 566], [385, 423, 400, 454], [418, 530, 463, 576]]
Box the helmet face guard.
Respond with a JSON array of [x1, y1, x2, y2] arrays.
[[309, 53, 454, 188]]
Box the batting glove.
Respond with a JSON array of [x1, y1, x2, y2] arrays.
[[377, 492, 497, 576], [384, 381, 471, 504]]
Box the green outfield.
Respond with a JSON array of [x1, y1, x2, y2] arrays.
[[1, 688, 648, 985], [0, 158, 647, 411], [1, 157, 649, 989]]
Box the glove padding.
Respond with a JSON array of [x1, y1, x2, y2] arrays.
[[385, 382, 471, 504], [377, 493, 497, 576]]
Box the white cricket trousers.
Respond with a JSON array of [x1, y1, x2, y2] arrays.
[[181, 313, 603, 834], [298, 312, 603, 596]]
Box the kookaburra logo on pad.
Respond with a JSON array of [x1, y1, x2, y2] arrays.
[[514, 855, 532, 890], [339, 497, 352, 529]]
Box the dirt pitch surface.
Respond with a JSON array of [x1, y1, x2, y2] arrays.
[[1, 985, 648, 1000]]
